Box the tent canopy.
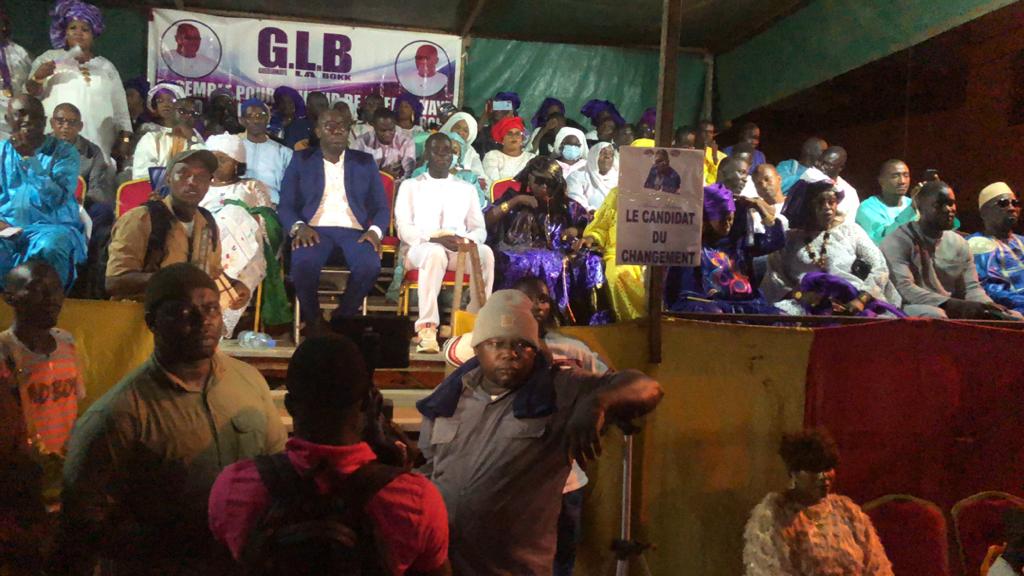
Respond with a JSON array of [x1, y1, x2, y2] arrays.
[[104, 0, 806, 52]]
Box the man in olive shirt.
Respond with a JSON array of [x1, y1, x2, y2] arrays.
[[417, 290, 663, 575], [106, 149, 249, 310], [50, 264, 287, 575]]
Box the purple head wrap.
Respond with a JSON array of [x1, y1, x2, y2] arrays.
[[240, 98, 269, 115], [639, 107, 657, 128], [579, 99, 625, 128], [393, 92, 423, 122], [531, 97, 565, 128], [494, 91, 521, 111], [781, 179, 844, 230], [703, 183, 736, 221], [272, 86, 307, 117], [49, 0, 104, 49], [123, 76, 150, 98]]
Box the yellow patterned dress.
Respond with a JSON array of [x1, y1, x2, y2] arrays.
[[583, 187, 646, 321]]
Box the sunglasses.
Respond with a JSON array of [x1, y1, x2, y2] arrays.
[[997, 198, 1021, 208]]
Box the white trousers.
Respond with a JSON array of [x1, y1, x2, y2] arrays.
[[406, 242, 495, 330]]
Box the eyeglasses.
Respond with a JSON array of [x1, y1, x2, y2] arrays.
[[320, 121, 349, 134], [175, 108, 202, 117], [244, 111, 269, 120], [478, 339, 537, 355], [52, 117, 81, 127], [997, 198, 1021, 208]]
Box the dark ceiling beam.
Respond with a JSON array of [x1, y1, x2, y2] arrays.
[[461, 0, 488, 37], [714, 0, 811, 54]]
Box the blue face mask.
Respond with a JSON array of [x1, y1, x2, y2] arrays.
[[561, 144, 583, 162]]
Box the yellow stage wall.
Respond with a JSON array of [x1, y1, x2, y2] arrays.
[[563, 319, 813, 576], [0, 299, 153, 411], [1, 298, 814, 575]]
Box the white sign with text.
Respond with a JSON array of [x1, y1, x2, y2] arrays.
[[616, 146, 704, 267]]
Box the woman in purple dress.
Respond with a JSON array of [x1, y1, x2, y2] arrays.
[[485, 157, 605, 324]]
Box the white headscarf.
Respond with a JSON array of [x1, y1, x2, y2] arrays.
[[205, 133, 246, 163], [586, 142, 619, 197], [553, 127, 589, 161], [440, 112, 478, 145]]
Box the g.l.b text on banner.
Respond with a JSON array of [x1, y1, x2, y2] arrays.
[[616, 147, 704, 267]]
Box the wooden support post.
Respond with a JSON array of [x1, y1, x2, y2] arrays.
[[648, 0, 684, 364]]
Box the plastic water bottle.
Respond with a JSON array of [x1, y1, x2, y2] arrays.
[[238, 331, 276, 349]]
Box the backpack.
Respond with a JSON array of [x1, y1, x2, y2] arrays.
[[241, 453, 404, 576], [88, 200, 219, 299]]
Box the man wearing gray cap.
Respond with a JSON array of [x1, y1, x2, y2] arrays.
[[416, 289, 664, 575], [50, 263, 286, 575], [106, 148, 250, 309]]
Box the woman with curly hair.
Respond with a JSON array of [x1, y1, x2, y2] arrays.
[[485, 156, 604, 323], [743, 428, 893, 576]]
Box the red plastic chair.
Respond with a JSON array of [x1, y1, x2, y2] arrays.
[[864, 494, 950, 576], [75, 176, 86, 204], [952, 491, 1024, 576], [488, 177, 520, 204], [379, 171, 399, 255], [115, 178, 153, 217]]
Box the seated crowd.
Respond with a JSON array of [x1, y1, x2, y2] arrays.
[[3, 2, 1024, 576], [4, 0, 1023, 340]]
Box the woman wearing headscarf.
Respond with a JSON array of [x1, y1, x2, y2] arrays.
[[269, 86, 310, 149], [761, 180, 903, 317], [636, 107, 656, 140], [26, 0, 131, 161], [122, 76, 151, 133], [485, 157, 605, 324], [579, 99, 625, 143], [527, 97, 565, 152], [552, 126, 589, 180], [439, 111, 485, 182], [743, 429, 893, 576], [568, 142, 618, 211], [132, 83, 205, 180], [580, 186, 645, 322], [393, 92, 425, 141], [482, 116, 535, 186], [664, 171, 781, 315], [201, 134, 291, 334]]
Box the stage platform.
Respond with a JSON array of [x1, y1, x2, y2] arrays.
[[220, 339, 441, 434]]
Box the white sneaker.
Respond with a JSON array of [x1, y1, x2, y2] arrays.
[[416, 327, 440, 354]]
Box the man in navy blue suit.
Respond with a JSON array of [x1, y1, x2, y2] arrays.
[[279, 108, 388, 332]]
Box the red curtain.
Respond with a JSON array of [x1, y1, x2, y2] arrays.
[[804, 319, 1024, 510]]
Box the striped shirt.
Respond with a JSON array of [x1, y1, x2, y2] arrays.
[[0, 328, 85, 455]]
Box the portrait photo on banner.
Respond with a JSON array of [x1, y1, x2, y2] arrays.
[[616, 146, 704, 267], [148, 8, 462, 125]]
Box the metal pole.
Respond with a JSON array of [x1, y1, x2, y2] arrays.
[[615, 433, 635, 576], [649, 0, 684, 364]]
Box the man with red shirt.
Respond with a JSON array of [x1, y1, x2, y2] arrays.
[[208, 334, 450, 575]]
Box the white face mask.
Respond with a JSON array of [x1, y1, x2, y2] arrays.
[[561, 144, 583, 162]]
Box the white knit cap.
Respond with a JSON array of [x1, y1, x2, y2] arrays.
[[978, 182, 1014, 209], [205, 133, 246, 164]]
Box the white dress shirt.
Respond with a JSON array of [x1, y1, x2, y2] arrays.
[[395, 172, 487, 246]]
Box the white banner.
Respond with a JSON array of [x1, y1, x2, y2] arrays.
[[148, 9, 462, 125], [616, 147, 704, 266]]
